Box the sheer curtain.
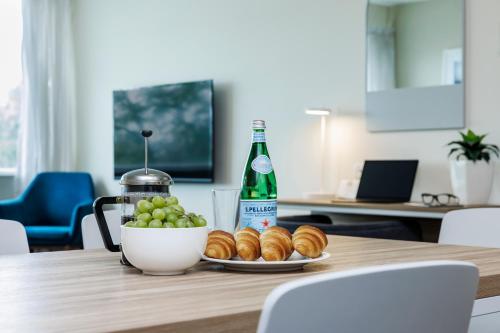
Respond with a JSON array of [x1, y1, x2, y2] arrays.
[[366, 27, 396, 92], [16, 0, 76, 190]]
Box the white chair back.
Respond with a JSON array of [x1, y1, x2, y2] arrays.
[[439, 208, 500, 248], [257, 261, 478, 333], [82, 210, 121, 249], [0, 219, 29, 255]]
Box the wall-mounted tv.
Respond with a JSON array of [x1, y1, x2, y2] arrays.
[[113, 80, 214, 183]]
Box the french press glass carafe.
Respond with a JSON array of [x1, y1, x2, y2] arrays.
[[93, 130, 173, 265]]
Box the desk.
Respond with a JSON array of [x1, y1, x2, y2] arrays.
[[2, 236, 500, 332], [278, 198, 497, 220], [278, 199, 500, 242]]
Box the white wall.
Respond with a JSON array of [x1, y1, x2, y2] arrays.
[[328, 0, 500, 202], [74, 0, 500, 223], [73, 0, 362, 220]]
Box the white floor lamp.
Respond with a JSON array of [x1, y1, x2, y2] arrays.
[[303, 108, 335, 199]]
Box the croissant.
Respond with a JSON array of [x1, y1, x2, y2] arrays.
[[204, 230, 237, 260], [292, 225, 328, 258], [235, 227, 261, 261], [260, 226, 293, 261]]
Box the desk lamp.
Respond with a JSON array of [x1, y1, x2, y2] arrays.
[[304, 108, 334, 199]]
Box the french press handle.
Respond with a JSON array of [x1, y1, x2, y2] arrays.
[[93, 196, 126, 252]]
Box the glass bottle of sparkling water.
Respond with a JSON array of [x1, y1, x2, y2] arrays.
[[239, 120, 277, 232]]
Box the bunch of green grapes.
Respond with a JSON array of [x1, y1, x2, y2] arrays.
[[124, 196, 208, 228]]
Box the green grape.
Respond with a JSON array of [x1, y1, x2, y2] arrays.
[[171, 204, 185, 215], [187, 212, 197, 219], [149, 219, 163, 228], [152, 208, 166, 221], [190, 215, 200, 224], [175, 218, 188, 228], [194, 215, 207, 227], [162, 206, 174, 215], [137, 199, 153, 213], [152, 196, 166, 208], [124, 221, 136, 227], [186, 221, 195, 228], [133, 209, 141, 218], [135, 220, 148, 228], [166, 213, 178, 223], [163, 222, 175, 228], [166, 196, 179, 206], [137, 213, 152, 223]]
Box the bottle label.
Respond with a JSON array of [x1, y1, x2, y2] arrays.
[[252, 131, 266, 143], [239, 200, 277, 233], [251, 155, 273, 174]]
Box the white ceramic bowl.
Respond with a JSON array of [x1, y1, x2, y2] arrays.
[[121, 225, 208, 275]]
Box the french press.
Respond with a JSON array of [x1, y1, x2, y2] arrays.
[[93, 130, 173, 265]]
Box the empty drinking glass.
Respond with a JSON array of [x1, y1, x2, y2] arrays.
[[212, 189, 240, 233]]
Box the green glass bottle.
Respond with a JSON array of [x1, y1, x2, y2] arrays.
[[239, 120, 277, 232]]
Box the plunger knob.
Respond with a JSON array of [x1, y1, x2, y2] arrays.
[[141, 130, 153, 138]]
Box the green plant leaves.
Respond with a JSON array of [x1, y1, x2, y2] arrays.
[[448, 129, 499, 162]]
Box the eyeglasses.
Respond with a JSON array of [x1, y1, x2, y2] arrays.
[[421, 193, 460, 207]]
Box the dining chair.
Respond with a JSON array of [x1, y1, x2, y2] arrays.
[[0, 219, 30, 255], [257, 261, 478, 333], [81, 210, 121, 249], [439, 208, 500, 248]]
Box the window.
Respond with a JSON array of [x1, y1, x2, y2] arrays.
[[0, 0, 22, 173]]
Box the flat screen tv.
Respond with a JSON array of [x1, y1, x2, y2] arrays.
[[113, 80, 214, 183]]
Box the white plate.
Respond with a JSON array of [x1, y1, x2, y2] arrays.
[[202, 251, 330, 273]]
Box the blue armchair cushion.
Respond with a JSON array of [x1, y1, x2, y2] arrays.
[[26, 226, 72, 241]]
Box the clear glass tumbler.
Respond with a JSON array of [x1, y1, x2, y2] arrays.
[[212, 189, 240, 233]]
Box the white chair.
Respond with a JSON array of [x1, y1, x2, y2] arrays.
[[81, 210, 121, 249], [439, 208, 500, 248], [0, 219, 29, 255], [257, 261, 478, 333]]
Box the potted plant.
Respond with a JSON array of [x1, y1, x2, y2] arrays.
[[448, 129, 499, 204]]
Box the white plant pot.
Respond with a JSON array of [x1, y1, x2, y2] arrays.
[[450, 160, 495, 205]]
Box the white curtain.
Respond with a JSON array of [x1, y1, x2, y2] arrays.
[[366, 27, 396, 92], [16, 0, 76, 190]]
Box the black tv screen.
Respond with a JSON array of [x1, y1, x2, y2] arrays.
[[113, 80, 214, 182]]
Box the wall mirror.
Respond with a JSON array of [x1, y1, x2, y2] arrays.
[[365, 0, 464, 132]]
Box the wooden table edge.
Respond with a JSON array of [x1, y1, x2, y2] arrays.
[[118, 310, 261, 333]]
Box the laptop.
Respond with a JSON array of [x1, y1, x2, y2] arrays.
[[355, 160, 419, 203]]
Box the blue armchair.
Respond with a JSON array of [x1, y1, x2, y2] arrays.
[[0, 172, 95, 247]]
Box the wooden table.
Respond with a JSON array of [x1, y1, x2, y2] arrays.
[[278, 198, 498, 219], [2, 236, 500, 332]]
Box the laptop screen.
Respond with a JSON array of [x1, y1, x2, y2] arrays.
[[356, 160, 419, 203]]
